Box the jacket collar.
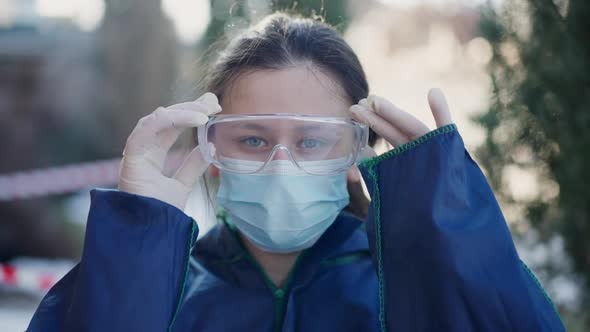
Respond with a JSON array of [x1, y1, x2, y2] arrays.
[[191, 211, 369, 289]]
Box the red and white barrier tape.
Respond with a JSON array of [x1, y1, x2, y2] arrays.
[[0, 152, 188, 202], [0, 260, 74, 294], [0, 158, 121, 202]]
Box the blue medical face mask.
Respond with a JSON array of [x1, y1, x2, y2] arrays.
[[216, 160, 350, 253]]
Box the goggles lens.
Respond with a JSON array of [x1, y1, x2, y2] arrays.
[[199, 115, 368, 175]]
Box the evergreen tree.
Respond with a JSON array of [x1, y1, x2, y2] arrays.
[[477, 0, 590, 314], [199, 0, 349, 58]]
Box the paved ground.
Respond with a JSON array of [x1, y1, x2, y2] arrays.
[[0, 291, 40, 331]]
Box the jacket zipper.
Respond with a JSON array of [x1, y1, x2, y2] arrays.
[[242, 249, 306, 332], [223, 217, 306, 332]]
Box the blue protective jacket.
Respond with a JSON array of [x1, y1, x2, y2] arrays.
[[28, 125, 565, 331]]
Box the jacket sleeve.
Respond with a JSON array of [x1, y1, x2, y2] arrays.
[[358, 124, 565, 332], [27, 189, 198, 332]]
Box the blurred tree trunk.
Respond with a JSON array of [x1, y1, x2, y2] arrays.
[[96, 0, 179, 155]]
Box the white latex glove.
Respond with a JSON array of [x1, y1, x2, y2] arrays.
[[118, 92, 222, 210]]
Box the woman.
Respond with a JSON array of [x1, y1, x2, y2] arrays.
[[28, 13, 564, 331]]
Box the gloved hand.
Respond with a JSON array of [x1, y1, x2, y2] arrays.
[[118, 92, 222, 210], [350, 88, 452, 147]]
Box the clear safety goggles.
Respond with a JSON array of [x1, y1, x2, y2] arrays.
[[197, 114, 370, 175]]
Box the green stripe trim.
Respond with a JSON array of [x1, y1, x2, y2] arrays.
[[520, 260, 565, 327], [238, 244, 306, 332], [367, 164, 387, 332], [320, 250, 371, 267], [223, 216, 306, 332], [167, 219, 198, 332], [359, 124, 457, 169], [273, 253, 306, 332]]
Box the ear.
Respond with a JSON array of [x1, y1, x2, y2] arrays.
[[210, 165, 220, 177], [346, 165, 361, 183]]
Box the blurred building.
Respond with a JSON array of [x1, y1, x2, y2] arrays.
[[0, 0, 179, 261], [0, 0, 95, 261]]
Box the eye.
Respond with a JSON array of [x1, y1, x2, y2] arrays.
[[299, 138, 324, 149], [240, 136, 267, 148]]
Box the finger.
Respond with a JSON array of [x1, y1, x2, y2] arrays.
[[166, 101, 215, 114], [126, 108, 208, 158], [143, 108, 209, 134], [167, 99, 221, 116], [169, 92, 222, 114], [351, 105, 409, 146], [166, 92, 222, 115], [173, 146, 210, 188], [358, 98, 371, 109], [366, 95, 430, 138], [427, 88, 453, 128], [198, 92, 221, 111], [152, 108, 211, 153]]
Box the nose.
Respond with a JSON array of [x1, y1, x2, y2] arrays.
[[271, 147, 291, 161]]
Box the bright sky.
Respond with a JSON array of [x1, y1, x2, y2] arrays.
[[377, 0, 503, 7], [33, 0, 210, 43], [161, 0, 211, 44], [29, 0, 504, 43]]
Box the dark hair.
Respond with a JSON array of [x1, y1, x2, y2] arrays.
[[204, 12, 376, 219]]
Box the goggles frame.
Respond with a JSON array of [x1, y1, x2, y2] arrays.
[[197, 113, 370, 175]]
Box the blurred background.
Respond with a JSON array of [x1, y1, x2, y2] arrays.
[[0, 0, 588, 330]]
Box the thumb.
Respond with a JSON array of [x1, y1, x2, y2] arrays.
[[427, 88, 453, 128], [197, 92, 222, 115], [173, 146, 210, 188]]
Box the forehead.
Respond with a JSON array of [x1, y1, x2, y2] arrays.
[[220, 65, 352, 117]]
